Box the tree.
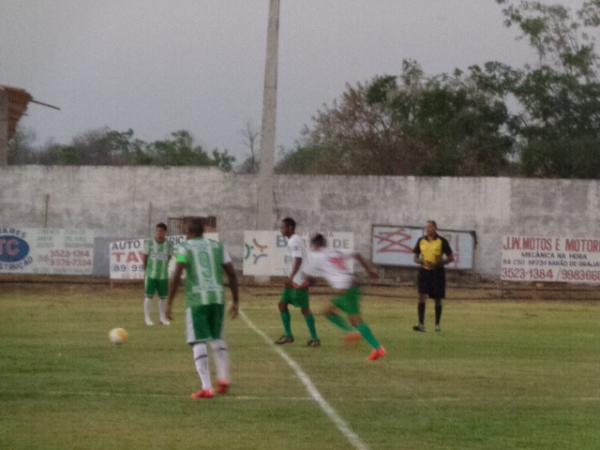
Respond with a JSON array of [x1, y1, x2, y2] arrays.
[[8, 127, 235, 170], [286, 60, 514, 176], [7, 127, 36, 164], [237, 121, 260, 174], [490, 0, 600, 178]]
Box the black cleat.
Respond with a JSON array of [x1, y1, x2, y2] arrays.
[[275, 335, 295, 345], [306, 339, 321, 348], [412, 325, 426, 333]]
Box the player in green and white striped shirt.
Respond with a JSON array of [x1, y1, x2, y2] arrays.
[[167, 218, 239, 400], [142, 223, 174, 326]]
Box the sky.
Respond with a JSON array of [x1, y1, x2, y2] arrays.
[[0, 0, 585, 161]]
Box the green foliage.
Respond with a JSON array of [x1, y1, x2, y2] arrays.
[[280, 1, 600, 179], [8, 127, 235, 170], [492, 0, 600, 178], [282, 61, 514, 176]]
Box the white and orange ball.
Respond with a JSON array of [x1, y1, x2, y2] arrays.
[[108, 328, 129, 344]]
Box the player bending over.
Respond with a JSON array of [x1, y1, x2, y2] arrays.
[[306, 234, 386, 361], [275, 217, 320, 347], [166, 218, 239, 400], [142, 222, 174, 326]]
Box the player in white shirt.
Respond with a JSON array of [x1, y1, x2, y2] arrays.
[[306, 233, 386, 361], [274, 217, 320, 347]]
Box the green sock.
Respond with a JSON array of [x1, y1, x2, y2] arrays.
[[281, 310, 292, 337], [325, 313, 355, 333], [357, 323, 381, 350], [304, 314, 319, 340]]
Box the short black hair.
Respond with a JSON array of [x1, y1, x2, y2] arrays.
[[310, 233, 327, 248], [186, 218, 204, 236], [282, 217, 296, 230], [156, 222, 167, 231], [427, 220, 438, 229]]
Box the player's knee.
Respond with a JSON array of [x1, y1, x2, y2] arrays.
[[278, 302, 288, 312], [349, 316, 362, 327], [301, 308, 311, 317], [434, 298, 443, 306]]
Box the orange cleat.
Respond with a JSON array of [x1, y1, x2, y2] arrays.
[[368, 347, 386, 361], [191, 389, 214, 400], [217, 380, 230, 395]]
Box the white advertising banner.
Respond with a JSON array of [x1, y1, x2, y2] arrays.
[[109, 233, 218, 280], [501, 235, 600, 284], [243, 231, 355, 276], [372, 225, 475, 270], [0, 226, 94, 275]]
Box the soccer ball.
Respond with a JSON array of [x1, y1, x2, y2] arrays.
[[108, 328, 129, 344]]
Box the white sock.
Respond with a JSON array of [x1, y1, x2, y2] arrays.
[[159, 300, 169, 322], [144, 297, 153, 323], [209, 339, 230, 383], [192, 343, 212, 390]]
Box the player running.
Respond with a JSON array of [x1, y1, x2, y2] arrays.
[[166, 218, 239, 400], [306, 234, 386, 361], [142, 222, 174, 326], [275, 217, 320, 347]]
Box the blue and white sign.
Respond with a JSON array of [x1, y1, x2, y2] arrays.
[[0, 227, 94, 275]]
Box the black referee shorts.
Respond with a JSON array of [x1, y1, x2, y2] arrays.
[[417, 268, 446, 299]]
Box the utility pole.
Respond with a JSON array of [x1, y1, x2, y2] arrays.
[[256, 0, 280, 229]]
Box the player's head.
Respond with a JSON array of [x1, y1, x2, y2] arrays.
[[186, 218, 204, 239], [155, 222, 167, 241], [425, 220, 438, 238], [310, 233, 327, 251], [280, 217, 296, 238]]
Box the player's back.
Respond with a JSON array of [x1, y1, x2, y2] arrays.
[[179, 237, 226, 306], [310, 249, 354, 290]]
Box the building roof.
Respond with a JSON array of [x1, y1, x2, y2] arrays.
[[0, 85, 33, 140]]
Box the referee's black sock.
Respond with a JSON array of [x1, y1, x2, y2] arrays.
[[418, 302, 425, 325], [434, 298, 443, 325]]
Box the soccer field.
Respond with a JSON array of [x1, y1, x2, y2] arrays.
[[1, 284, 599, 450]]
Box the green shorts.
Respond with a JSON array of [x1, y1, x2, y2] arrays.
[[332, 286, 361, 316], [281, 287, 310, 309], [145, 277, 169, 300], [186, 303, 225, 344]]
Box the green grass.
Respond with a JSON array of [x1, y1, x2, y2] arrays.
[[1, 284, 599, 450]]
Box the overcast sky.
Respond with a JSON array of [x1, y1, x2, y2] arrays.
[[0, 0, 584, 160]]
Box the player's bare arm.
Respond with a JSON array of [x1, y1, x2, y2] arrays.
[[142, 253, 148, 270], [166, 263, 185, 320], [287, 256, 302, 286], [223, 262, 239, 319]]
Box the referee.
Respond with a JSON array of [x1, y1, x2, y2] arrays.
[[413, 220, 454, 332]]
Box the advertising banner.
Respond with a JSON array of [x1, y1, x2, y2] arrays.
[[372, 225, 475, 270], [0, 226, 94, 275], [501, 235, 600, 284], [243, 231, 354, 276], [109, 233, 218, 280]]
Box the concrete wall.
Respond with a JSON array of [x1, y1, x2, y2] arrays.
[[2, 166, 599, 278]]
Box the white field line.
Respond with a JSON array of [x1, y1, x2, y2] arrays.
[[239, 310, 370, 450]]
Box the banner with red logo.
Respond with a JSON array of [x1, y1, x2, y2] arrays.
[[371, 225, 476, 270], [109, 233, 218, 280]]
